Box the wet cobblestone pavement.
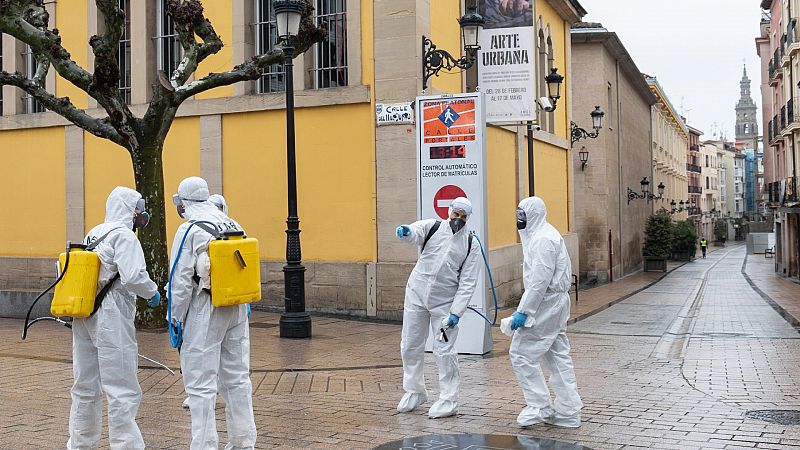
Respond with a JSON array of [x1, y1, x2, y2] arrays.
[[1, 245, 800, 449]]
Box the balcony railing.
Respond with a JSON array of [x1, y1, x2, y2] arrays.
[[689, 144, 699, 152], [688, 186, 702, 194], [781, 105, 787, 130], [687, 163, 702, 174], [768, 120, 774, 142]]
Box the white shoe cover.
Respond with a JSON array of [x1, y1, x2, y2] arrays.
[[517, 406, 551, 427], [397, 392, 427, 413], [182, 397, 190, 409], [544, 412, 581, 428], [428, 399, 457, 418]]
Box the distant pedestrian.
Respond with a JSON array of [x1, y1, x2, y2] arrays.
[[700, 237, 708, 258]]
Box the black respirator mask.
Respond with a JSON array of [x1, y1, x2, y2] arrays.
[[449, 218, 466, 234], [516, 207, 527, 230], [133, 199, 150, 230]]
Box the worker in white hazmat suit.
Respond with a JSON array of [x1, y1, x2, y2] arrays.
[[208, 194, 228, 215], [395, 197, 481, 418], [509, 196, 582, 428], [68, 186, 160, 450], [168, 177, 256, 450]]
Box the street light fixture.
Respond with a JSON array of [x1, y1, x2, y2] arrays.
[[570, 106, 605, 146], [627, 177, 665, 204], [275, 0, 312, 339], [421, 7, 485, 91], [545, 67, 564, 107], [578, 146, 589, 171]]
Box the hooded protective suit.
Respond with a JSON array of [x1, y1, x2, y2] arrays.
[[68, 186, 158, 450], [168, 177, 256, 450], [208, 194, 228, 215], [396, 199, 481, 419], [509, 197, 582, 427]]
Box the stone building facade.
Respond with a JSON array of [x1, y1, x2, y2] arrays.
[[570, 23, 656, 285]]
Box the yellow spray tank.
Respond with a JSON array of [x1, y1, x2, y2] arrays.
[[50, 244, 101, 318], [207, 230, 261, 307]]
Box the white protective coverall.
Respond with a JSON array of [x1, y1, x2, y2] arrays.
[[509, 197, 583, 427], [396, 213, 481, 418], [168, 177, 256, 450], [68, 186, 158, 450], [208, 194, 228, 214]]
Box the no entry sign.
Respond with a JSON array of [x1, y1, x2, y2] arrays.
[[433, 185, 467, 220]]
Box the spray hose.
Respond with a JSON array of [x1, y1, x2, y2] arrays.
[[167, 220, 219, 349], [467, 233, 499, 325], [22, 242, 72, 340]]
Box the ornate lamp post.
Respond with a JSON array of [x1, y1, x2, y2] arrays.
[[275, 0, 311, 338], [544, 67, 564, 107], [627, 177, 665, 204], [570, 106, 605, 146], [421, 7, 485, 91]]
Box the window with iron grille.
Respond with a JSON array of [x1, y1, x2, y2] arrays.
[[23, 45, 45, 114], [313, 0, 347, 89], [118, 0, 132, 103], [156, 0, 181, 79], [254, 0, 284, 93]]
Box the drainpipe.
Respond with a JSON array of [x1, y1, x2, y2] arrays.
[[616, 60, 624, 277], [789, 0, 799, 277]]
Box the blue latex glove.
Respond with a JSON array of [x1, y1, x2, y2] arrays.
[[147, 291, 161, 308], [246, 303, 251, 317], [446, 313, 459, 329], [510, 312, 528, 330], [395, 225, 411, 238], [170, 320, 183, 349]]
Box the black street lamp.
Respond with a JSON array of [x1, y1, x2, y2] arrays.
[[570, 106, 605, 146], [578, 146, 589, 171], [275, 0, 311, 339], [545, 67, 564, 107], [421, 7, 485, 91], [627, 177, 665, 204]]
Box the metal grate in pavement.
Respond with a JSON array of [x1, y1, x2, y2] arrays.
[[745, 409, 800, 425]]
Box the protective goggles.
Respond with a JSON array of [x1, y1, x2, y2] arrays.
[[135, 198, 146, 212], [172, 194, 205, 206]]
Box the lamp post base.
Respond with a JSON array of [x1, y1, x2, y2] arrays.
[[280, 312, 312, 338]]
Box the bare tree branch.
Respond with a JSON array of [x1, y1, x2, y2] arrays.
[[167, 0, 223, 87], [0, 70, 126, 146], [31, 50, 49, 85], [173, 0, 326, 103]]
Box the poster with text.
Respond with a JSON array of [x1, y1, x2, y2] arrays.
[[477, 0, 535, 123]]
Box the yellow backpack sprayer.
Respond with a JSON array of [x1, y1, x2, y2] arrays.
[[20, 229, 175, 375], [168, 221, 261, 348]]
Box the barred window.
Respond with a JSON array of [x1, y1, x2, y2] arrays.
[[254, 0, 284, 93], [23, 45, 45, 114], [313, 0, 347, 88], [118, 0, 132, 103], [156, 0, 181, 78]]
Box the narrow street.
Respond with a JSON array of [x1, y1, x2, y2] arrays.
[[1, 245, 799, 449]]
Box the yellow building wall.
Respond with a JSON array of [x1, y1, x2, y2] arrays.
[[222, 104, 376, 262], [195, 1, 234, 99], [534, 140, 569, 233], [361, 0, 375, 89], [486, 127, 519, 248], [0, 128, 66, 256], [537, 0, 569, 140], [84, 118, 200, 250], [428, 0, 462, 94], [55, 1, 89, 108]]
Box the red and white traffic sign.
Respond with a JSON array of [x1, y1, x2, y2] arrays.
[[433, 185, 467, 220]]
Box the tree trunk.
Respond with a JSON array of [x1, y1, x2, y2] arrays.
[[131, 140, 169, 328]]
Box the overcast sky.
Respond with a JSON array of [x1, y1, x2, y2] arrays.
[[578, 0, 764, 140]]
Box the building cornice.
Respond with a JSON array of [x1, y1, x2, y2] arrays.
[[546, 0, 586, 24], [646, 76, 689, 140]]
